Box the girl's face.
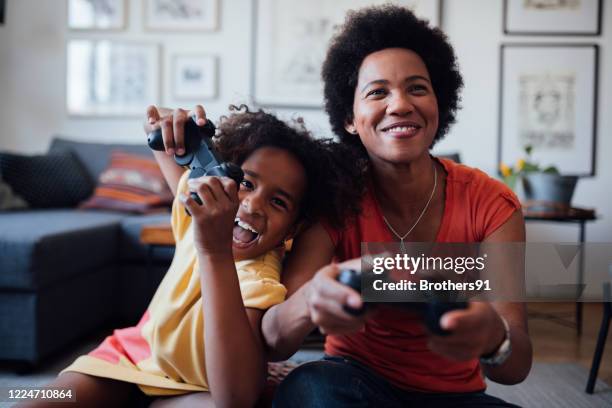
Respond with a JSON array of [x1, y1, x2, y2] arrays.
[[346, 48, 439, 166], [232, 146, 306, 261]]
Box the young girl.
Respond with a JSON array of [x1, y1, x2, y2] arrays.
[[23, 105, 363, 408]]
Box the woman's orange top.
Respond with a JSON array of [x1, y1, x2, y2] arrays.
[[323, 157, 521, 393]]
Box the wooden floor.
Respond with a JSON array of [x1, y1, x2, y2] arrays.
[[528, 302, 611, 385]]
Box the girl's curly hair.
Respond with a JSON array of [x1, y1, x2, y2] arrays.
[[322, 5, 464, 155], [214, 105, 365, 229]]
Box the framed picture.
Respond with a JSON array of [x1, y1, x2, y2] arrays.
[[172, 54, 217, 100], [504, 0, 602, 36], [68, 0, 126, 30], [145, 0, 218, 31], [498, 44, 599, 177], [66, 40, 160, 116], [252, 0, 441, 108]]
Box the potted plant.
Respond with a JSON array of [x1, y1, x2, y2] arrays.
[[500, 145, 578, 212]]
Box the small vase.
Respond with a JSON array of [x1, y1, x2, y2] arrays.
[[522, 173, 578, 212]]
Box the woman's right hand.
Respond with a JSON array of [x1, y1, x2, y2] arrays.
[[305, 264, 368, 335], [144, 105, 208, 156]]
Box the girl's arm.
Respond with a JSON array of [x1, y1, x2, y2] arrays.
[[182, 176, 265, 407], [197, 253, 267, 407]]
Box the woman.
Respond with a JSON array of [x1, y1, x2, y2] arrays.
[[263, 5, 532, 407]]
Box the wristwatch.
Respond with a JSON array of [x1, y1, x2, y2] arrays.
[[479, 316, 512, 366]]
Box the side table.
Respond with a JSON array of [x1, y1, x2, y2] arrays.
[[524, 210, 597, 335]]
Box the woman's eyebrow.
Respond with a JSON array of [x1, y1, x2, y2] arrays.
[[360, 79, 388, 93], [360, 75, 431, 93], [406, 75, 431, 83]]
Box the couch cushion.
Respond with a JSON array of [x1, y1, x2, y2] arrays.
[[0, 150, 94, 208], [0, 174, 28, 210], [49, 137, 153, 182], [80, 151, 173, 214], [119, 212, 174, 262], [0, 209, 125, 290]]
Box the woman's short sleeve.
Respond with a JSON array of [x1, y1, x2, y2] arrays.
[[474, 177, 522, 239]]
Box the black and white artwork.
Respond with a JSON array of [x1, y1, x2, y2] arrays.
[[252, 0, 441, 108], [145, 0, 218, 30], [499, 45, 598, 176], [519, 73, 575, 150], [67, 41, 159, 116], [68, 0, 126, 30], [504, 0, 602, 35]]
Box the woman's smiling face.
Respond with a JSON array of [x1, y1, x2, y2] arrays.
[[346, 48, 439, 165]]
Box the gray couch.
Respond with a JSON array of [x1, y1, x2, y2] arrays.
[[0, 137, 175, 365]]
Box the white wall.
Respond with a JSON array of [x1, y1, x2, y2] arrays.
[[0, 0, 610, 242], [439, 0, 611, 243]]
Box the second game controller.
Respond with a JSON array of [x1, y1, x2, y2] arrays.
[[336, 268, 468, 335]]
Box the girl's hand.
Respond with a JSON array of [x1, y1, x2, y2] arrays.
[[305, 264, 368, 334], [144, 105, 208, 156], [427, 302, 507, 361], [180, 176, 239, 257]]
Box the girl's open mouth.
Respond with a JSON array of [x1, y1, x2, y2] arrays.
[[232, 217, 260, 248]]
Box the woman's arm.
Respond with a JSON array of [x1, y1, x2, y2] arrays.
[[428, 210, 532, 384], [262, 223, 368, 361], [261, 223, 333, 361]]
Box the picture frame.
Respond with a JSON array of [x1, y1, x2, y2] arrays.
[[252, 0, 441, 108], [66, 40, 160, 116], [145, 0, 218, 31], [503, 0, 602, 36], [68, 0, 126, 30], [172, 54, 218, 100], [498, 44, 599, 177]]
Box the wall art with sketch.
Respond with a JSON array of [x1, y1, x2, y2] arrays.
[[66, 40, 160, 116], [252, 0, 440, 108], [499, 44, 598, 176], [504, 0, 602, 35]]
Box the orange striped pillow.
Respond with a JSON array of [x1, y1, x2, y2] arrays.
[[80, 151, 173, 213]]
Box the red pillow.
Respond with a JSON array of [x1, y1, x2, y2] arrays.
[[80, 151, 173, 214]]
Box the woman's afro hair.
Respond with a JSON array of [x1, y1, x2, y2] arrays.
[[214, 105, 365, 229], [322, 4, 464, 153]]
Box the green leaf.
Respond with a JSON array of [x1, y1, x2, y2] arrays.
[[542, 166, 560, 174]]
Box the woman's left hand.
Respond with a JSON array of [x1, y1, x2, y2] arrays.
[[180, 176, 239, 256], [427, 302, 506, 361]]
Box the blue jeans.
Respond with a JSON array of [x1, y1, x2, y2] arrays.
[[273, 356, 521, 408]]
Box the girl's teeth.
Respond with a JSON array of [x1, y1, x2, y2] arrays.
[[234, 218, 258, 233]]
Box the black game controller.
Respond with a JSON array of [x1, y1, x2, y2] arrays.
[[147, 117, 244, 207], [336, 269, 468, 336]]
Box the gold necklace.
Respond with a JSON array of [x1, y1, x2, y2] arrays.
[[381, 164, 437, 252]]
